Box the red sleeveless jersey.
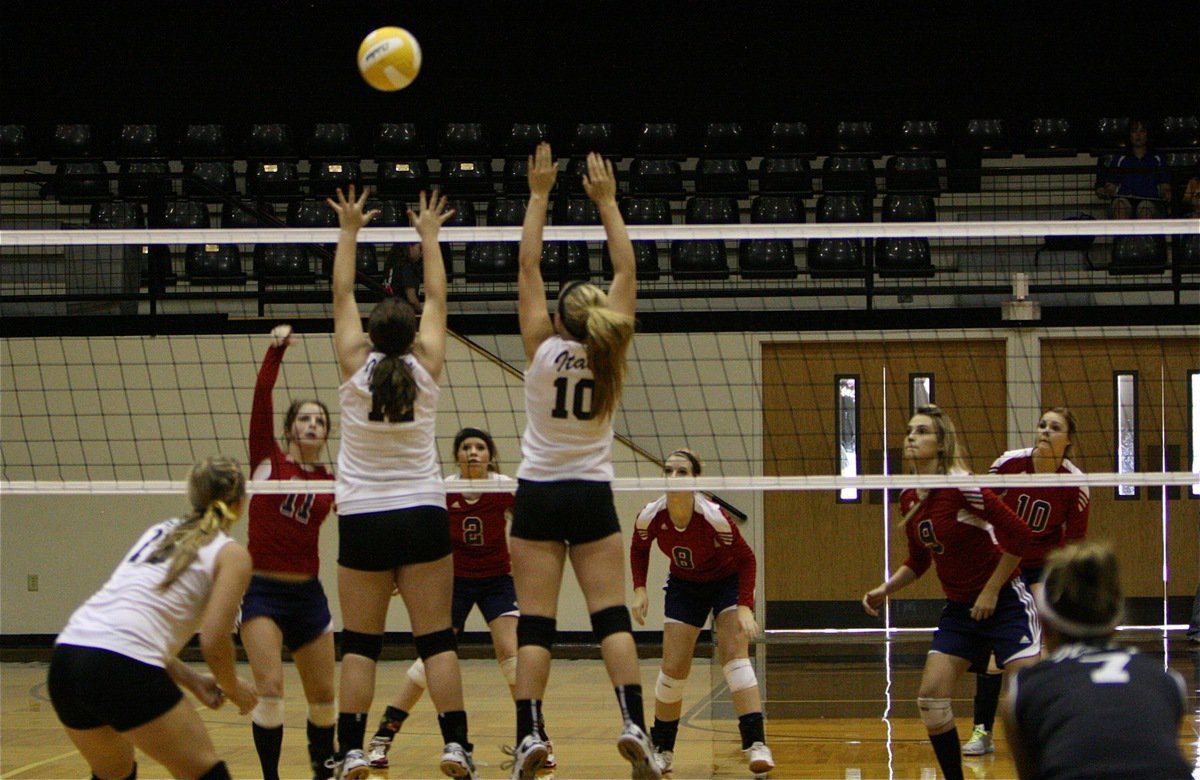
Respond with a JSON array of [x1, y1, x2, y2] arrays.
[[246, 344, 334, 577], [446, 474, 515, 579], [989, 449, 1090, 571]]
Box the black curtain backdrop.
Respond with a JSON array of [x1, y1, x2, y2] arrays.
[[3, 0, 1197, 152]]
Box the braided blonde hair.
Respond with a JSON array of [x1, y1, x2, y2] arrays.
[[153, 456, 246, 590]]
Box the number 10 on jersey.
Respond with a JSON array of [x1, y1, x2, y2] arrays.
[[552, 377, 595, 420]]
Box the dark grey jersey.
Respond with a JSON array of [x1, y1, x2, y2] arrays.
[[1010, 642, 1189, 780]]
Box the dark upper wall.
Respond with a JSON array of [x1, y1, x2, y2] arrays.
[[3, 0, 1196, 145]]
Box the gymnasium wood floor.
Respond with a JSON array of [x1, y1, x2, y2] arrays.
[[2, 637, 1196, 780]]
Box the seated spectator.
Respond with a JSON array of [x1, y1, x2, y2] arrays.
[[1181, 161, 1200, 217], [1095, 118, 1171, 218]]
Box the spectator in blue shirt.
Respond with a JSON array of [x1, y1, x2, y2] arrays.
[[1095, 119, 1171, 218]]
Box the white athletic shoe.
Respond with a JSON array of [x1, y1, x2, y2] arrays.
[[617, 723, 663, 780], [367, 735, 392, 768], [962, 724, 994, 756], [332, 749, 370, 780], [439, 742, 479, 779], [504, 735, 550, 780], [744, 741, 775, 774], [654, 748, 675, 775], [537, 744, 558, 778]]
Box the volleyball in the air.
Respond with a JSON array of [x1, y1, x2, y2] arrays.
[[357, 27, 422, 91]]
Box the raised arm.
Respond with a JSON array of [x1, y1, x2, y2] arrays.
[[249, 324, 290, 468], [583, 152, 634, 319], [518, 142, 558, 360], [326, 186, 379, 381], [408, 190, 454, 381]]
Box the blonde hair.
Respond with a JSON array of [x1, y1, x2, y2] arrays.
[[559, 282, 635, 423], [153, 456, 246, 590], [1038, 542, 1123, 638], [899, 405, 971, 529]]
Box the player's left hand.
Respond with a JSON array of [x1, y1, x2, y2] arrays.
[[970, 590, 999, 621]]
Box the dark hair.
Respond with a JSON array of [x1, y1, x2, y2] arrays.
[[1038, 542, 1123, 639], [367, 297, 418, 422], [667, 448, 703, 476], [283, 399, 330, 445], [1042, 406, 1079, 459], [453, 427, 498, 472]]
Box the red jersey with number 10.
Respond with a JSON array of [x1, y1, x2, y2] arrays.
[[989, 448, 1089, 571], [247, 344, 334, 577]]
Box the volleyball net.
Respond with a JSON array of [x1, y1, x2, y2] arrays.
[[1, 218, 1197, 637]]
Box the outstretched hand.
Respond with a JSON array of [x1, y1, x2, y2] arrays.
[[407, 189, 456, 242], [582, 152, 617, 206], [327, 185, 379, 232], [527, 142, 558, 198]]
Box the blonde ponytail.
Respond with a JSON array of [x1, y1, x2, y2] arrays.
[[155, 456, 245, 590]]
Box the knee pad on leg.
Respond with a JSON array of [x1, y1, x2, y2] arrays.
[[589, 605, 632, 643], [917, 697, 954, 732], [252, 696, 285, 728], [341, 629, 384, 662], [722, 658, 758, 693], [517, 614, 557, 651], [406, 658, 428, 688], [197, 761, 231, 780], [655, 671, 687, 704], [308, 700, 336, 728], [499, 655, 518, 687], [413, 627, 457, 660]]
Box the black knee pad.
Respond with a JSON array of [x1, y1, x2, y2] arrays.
[[341, 630, 384, 661], [590, 605, 632, 642], [517, 614, 557, 651], [413, 627, 457, 660], [198, 761, 231, 780]]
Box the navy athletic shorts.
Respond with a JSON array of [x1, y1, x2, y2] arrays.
[[48, 644, 183, 732], [452, 574, 519, 630], [239, 575, 334, 653], [338, 505, 452, 571], [930, 579, 1041, 671], [663, 573, 740, 629], [511, 480, 620, 545]]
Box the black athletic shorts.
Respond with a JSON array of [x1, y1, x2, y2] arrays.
[[338, 505, 452, 571], [48, 644, 183, 732], [511, 480, 620, 545]]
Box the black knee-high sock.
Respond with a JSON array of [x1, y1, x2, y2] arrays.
[[252, 723, 283, 780], [651, 718, 680, 752], [536, 713, 551, 744], [973, 672, 1003, 732], [614, 684, 646, 731], [337, 712, 368, 754], [373, 705, 410, 740], [516, 699, 543, 745], [737, 712, 766, 750], [438, 710, 472, 751], [929, 727, 964, 780], [307, 720, 336, 771], [197, 762, 231, 780]]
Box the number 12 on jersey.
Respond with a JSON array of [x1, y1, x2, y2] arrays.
[[552, 377, 595, 420]]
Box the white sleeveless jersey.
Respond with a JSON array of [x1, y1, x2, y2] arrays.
[[55, 518, 236, 668], [337, 351, 445, 514], [518, 336, 614, 481]]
